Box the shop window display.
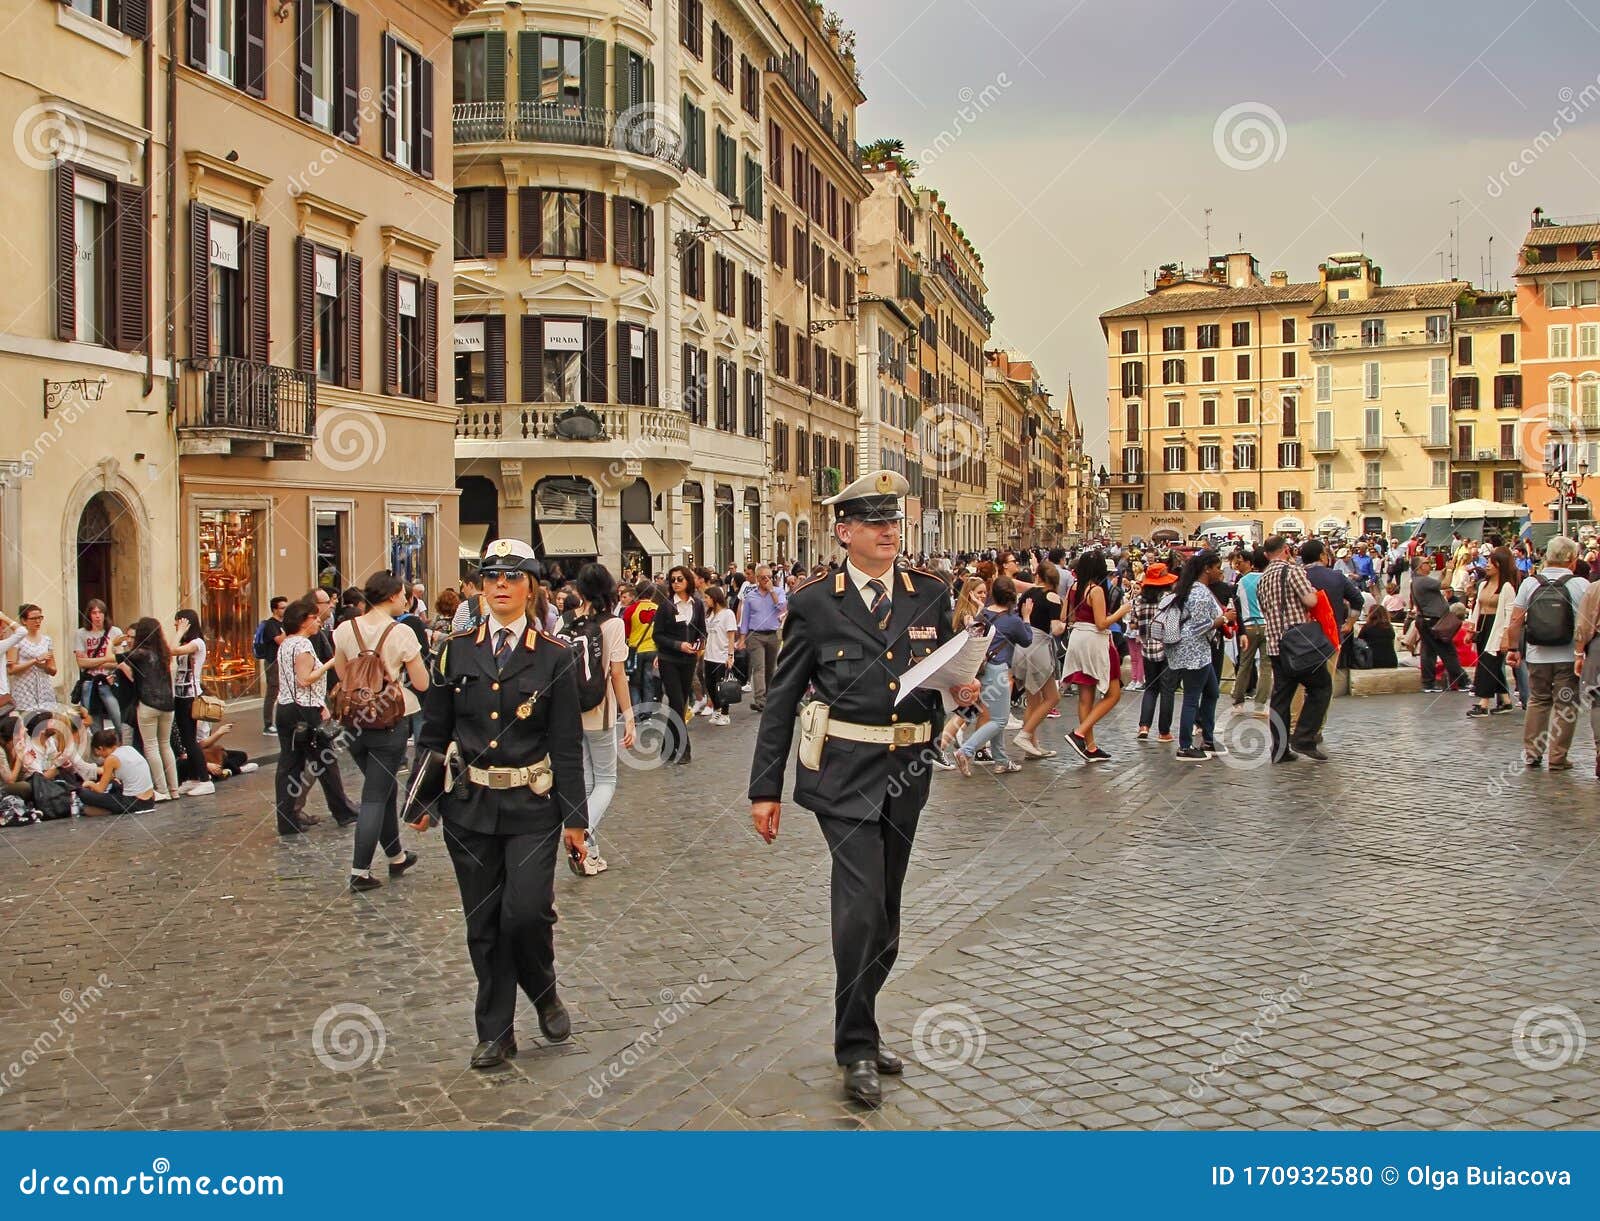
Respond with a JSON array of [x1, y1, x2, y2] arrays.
[[197, 508, 261, 699]]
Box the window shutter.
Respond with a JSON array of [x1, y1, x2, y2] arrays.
[[485, 30, 506, 102], [342, 252, 362, 390], [242, 0, 266, 99], [517, 31, 539, 103], [518, 187, 542, 258], [185, 0, 207, 71], [581, 38, 606, 114], [485, 188, 507, 258], [584, 191, 606, 262], [616, 321, 634, 405], [381, 34, 397, 163], [680, 342, 693, 417], [189, 202, 211, 358], [338, 7, 360, 143], [294, 237, 315, 372], [646, 329, 659, 407], [613, 44, 629, 114], [118, 0, 149, 40], [612, 197, 631, 268], [417, 57, 434, 178], [484, 315, 506, 402], [644, 206, 655, 275], [380, 265, 398, 393], [583, 317, 608, 403], [422, 278, 439, 401], [112, 183, 148, 353], [53, 161, 76, 342], [246, 223, 270, 365], [521, 316, 543, 401], [644, 59, 655, 106], [295, 0, 314, 120]]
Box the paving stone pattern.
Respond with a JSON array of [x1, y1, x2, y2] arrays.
[[1, 690, 1597, 1130]]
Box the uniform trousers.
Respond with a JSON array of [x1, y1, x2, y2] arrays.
[[817, 798, 921, 1065], [444, 819, 562, 1043]]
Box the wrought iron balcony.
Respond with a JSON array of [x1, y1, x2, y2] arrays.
[[452, 101, 686, 171], [177, 357, 316, 459], [769, 51, 854, 161]]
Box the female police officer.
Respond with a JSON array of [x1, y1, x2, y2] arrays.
[[405, 538, 589, 1069]]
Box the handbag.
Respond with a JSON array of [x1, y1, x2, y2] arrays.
[[192, 693, 226, 722], [716, 676, 744, 707], [1272, 567, 1334, 677], [1431, 613, 1461, 642]]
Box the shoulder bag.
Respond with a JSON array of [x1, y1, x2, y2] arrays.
[[1274, 567, 1335, 678]]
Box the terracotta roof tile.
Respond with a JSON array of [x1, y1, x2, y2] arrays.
[[1312, 281, 1468, 316], [1521, 223, 1600, 247], [1515, 258, 1600, 276], [1100, 281, 1321, 321]]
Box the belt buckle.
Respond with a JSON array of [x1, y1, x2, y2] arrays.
[[488, 770, 514, 790], [892, 723, 918, 747]]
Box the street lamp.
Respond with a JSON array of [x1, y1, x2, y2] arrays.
[[674, 203, 744, 254], [1545, 450, 1591, 538]]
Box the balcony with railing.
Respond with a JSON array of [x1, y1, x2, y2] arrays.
[[1316, 330, 1450, 352], [769, 51, 854, 161], [1357, 434, 1387, 453], [454, 402, 691, 463], [1309, 434, 1337, 455], [1355, 485, 1386, 505], [936, 254, 994, 328], [452, 101, 685, 177], [176, 358, 316, 459]]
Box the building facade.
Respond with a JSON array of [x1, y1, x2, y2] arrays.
[[1515, 211, 1600, 524], [918, 187, 990, 555], [763, 0, 866, 569], [1100, 253, 1317, 544], [1448, 290, 1523, 507], [3, 0, 469, 700]]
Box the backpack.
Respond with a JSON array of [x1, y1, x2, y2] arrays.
[[252, 619, 274, 660], [555, 614, 610, 712], [1153, 593, 1185, 646], [1524, 573, 1577, 647], [330, 621, 407, 731]]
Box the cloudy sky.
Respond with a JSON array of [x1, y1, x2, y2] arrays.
[[834, 0, 1600, 458]]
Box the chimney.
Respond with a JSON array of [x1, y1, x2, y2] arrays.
[[1269, 270, 1289, 287], [1532, 206, 1545, 227]]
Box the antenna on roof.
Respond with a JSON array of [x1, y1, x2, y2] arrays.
[[1488, 235, 1494, 290], [1204, 208, 1212, 257], [1451, 198, 1462, 281]]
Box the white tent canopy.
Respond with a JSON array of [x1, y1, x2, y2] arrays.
[[1420, 498, 1528, 520]]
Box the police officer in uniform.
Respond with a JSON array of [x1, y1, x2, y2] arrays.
[[748, 472, 980, 1106], [405, 539, 589, 1069]]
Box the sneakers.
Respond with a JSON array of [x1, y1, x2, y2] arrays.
[[575, 851, 609, 877], [238, 761, 260, 773], [1201, 741, 1227, 758], [1087, 747, 1112, 763], [1064, 732, 1090, 761], [185, 781, 216, 796], [1013, 733, 1055, 759], [1491, 702, 1516, 715], [1126, 681, 1144, 692], [1175, 746, 1208, 761], [1047, 708, 1061, 719], [930, 751, 957, 772], [1466, 705, 1489, 718], [1005, 715, 1023, 731], [1137, 728, 1150, 741], [992, 761, 1023, 775]]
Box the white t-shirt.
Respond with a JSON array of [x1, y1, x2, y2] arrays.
[[174, 639, 207, 698], [580, 616, 629, 733], [1513, 568, 1592, 664], [109, 744, 154, 796], [704, 608, 737, 664]]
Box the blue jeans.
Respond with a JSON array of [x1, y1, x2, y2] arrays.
[[348, 723, 407, 873], [958, 662, 1014, 765], [582, 724, 619, 848], [1176, 664, 1219, 749]]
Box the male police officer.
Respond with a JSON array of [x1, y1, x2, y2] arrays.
[[405, 538, 589, 1069], [749, 471, 980, 1106]]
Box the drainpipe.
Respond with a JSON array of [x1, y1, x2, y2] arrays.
[[164, 0, 179, 417], [143, 31, 154, 398]]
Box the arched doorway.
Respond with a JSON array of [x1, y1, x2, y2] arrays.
[[456, 474, 499, 572], [796, 520, 811, 568], [621, 478, 665, 575], [76, 492, 139, 629]]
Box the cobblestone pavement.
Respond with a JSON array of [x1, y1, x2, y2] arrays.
[[2, 689, 1598, 1130]]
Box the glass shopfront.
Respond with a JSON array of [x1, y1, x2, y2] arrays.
[[197, 507, 262, 699], [389, 511, 432, 590], [316, 508, 348, 592]]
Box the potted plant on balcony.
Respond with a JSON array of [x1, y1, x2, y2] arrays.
[[821, 466, 843, 497], [807, 0, 825, 32]]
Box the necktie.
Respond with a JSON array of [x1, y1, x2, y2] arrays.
[[865, 579, 891, 632], [494, 628, 513, 668]]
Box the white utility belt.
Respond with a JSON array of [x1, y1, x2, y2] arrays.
[[826, 719, 932, 747], [466, 759, 552, 795]]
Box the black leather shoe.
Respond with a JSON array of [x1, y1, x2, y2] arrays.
[[1299, 746, 1329, 762], [333, 810, 358, 828], [1273, 751, 1300, 764], [537, 998, 572, 1043], [388, 850, 419, 877], [843, 1060, 881, 1107], [469, 1036, 517, 1069], [876, 1047, 904, 1075], [348, 873, 381, 892]]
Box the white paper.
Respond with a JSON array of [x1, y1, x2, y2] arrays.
[[315, 251, 339, 297], [544, 319, 585, 351], [894, 626, 993, 706], [209, 219, 239, 269], [454, 321, 485, 352]]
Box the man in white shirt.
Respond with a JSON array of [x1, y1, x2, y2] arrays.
[[1506, 535, 1591, 770]]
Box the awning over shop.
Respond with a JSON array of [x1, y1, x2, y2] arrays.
[[626, 522, 670, 557], [457, 522, 492, 562], [539, 523, 598, 557]]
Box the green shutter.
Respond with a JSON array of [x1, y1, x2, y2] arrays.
[[517, 31, 539, 103], [485, 30, 505, 102], [644, 59, 654, 106], [613, 43, 628, 113], [582, 38, 606, 113]]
